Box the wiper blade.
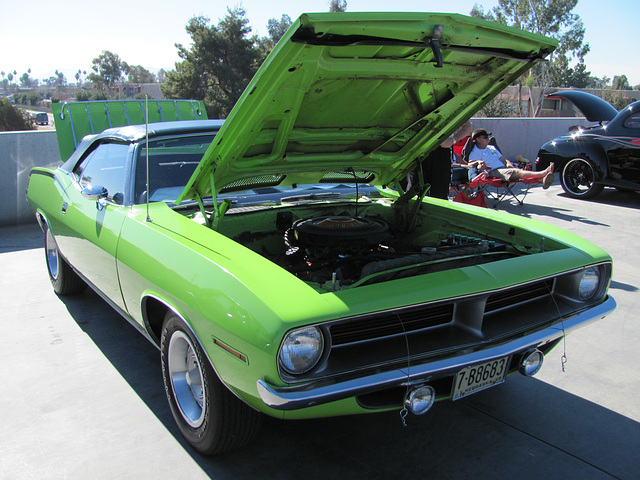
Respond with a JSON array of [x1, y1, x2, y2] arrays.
[[280, 192, 344, 203]]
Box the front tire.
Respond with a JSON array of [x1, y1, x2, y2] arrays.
[[44, 224, 86, 295], [561, 158, 604, 199], [160, 312, 263, 455]]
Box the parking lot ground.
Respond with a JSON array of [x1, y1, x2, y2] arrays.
[[1, 182, 639, 479]]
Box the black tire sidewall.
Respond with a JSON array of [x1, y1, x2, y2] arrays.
[[160, 312, 220, 454], [561, 158, 603, 199]]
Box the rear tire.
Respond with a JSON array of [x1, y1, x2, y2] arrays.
[[160, 311, 263, 455], [44, 224, 86, 295], [561, 158, 604, 199]]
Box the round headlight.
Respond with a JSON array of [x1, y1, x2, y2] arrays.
[[279, 326, 324, 375], [578, 266, 600, 300]]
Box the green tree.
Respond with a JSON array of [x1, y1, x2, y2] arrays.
[[20, 69, 37, 88], [6, 71, 16, 93], [75, 69, 87, 85], [128, 65, 156, 83], [568, 60, 590, 88], [612, 75, 631, 90], [88, 51, 130, 94], [588, 76, 610, 89], [54, 70, 67, 90], [0, 98, 36, 131], [267, 14, 292, 45], [27, 92, 41, 106], [471, 0, 589, 116], [161, 8, 265, 118], [476, 97, 517, 117], [76, 89, 91, 101], [329, 0, 347, 12], [601, 89, 632, 110], [549, 55, 590, 88]]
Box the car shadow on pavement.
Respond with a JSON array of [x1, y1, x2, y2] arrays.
[[610, 280, 639, 292], [59, 288, 640, 480], [0, 222, 42, 253], [499, 201, 610, 227], [557, 189, 640, 210]]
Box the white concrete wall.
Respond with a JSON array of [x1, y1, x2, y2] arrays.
[[1, 117, 594, 225], [471, 117, 593, 162], [0, 131, 61, 226]]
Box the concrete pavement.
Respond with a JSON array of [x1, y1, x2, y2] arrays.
[[1, 182, 639, 479]]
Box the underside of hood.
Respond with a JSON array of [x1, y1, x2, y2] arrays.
[[178, 12, 556, 204]]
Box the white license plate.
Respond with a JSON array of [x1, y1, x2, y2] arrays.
[[452, 356, 510, 400]]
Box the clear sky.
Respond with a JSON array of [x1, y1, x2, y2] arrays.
[[2, 0, 638, 86]]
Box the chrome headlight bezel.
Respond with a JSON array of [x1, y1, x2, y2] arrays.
[[555, 263, 611, 304], [278, 326, 325, 375], [577, 266, 601, 301]]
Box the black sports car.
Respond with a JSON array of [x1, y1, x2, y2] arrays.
[[536, 90, 640, 199]]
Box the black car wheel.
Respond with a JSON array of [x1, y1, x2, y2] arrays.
[[160, 311, 263, 455], [44, 223, 87, 295], [561, 158, 604, 199]]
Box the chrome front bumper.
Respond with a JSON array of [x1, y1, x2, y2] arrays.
[[257, 296, 616, 410]]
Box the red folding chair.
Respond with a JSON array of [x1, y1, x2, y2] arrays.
[[457, 170, 541, 207]]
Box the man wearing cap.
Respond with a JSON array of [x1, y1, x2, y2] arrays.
[[468, 128, 554, 188]]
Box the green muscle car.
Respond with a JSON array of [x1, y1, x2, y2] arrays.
[[26, 12, 615, 455]]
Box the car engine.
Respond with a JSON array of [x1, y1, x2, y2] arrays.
[[281, 215, 509, 290]]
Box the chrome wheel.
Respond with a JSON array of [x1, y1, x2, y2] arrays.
[[561, 158, 604, 199], [45, 228, 59, 280], [167, 330, 206, 428], [161, 312, 263, 454], [41, 221, 86, 295]]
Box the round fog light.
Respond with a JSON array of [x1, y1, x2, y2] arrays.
[[404, 385, 435, 415], [519, 349, 544, 377]]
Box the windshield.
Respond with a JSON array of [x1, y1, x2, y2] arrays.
[[134, 134, 215, 204]]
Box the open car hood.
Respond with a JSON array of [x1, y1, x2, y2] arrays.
[[547, 90, 618, 123], [178, 12, 555, 203]]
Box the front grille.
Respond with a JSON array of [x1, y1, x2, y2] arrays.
[[330, 303, 453, 345], [485, 279, 553, 313], [281, 278, 570, 384]]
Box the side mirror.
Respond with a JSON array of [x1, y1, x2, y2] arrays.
[[81, 185, 108, 200]]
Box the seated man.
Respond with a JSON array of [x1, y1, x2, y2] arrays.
[[467, 128, 554, 189]]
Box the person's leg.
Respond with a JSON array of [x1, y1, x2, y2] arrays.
[[508, 163, 553, 180], [507, 163, 555, 189]]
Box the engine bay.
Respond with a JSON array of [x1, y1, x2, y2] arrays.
[[282, 214, 512, 290], [186, 188, 561, 292]]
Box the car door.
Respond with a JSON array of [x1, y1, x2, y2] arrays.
[[60, 141, 132, 311], [607, 111, 640, 185]]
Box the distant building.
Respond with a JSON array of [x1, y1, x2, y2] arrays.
[[119, 83, 164, 99]]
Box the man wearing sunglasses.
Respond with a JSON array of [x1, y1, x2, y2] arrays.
[[468, 128, 554, 188]]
